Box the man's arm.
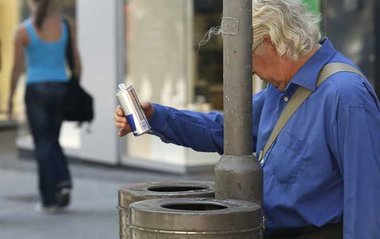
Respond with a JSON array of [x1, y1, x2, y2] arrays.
[[149, 104, 224, 154], [115, 93, 265, 154], [336, 105, 380, 239]]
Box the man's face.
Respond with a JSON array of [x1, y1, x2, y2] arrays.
[[252, 39, 287, 88]]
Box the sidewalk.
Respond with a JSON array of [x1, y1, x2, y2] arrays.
[[0, 129, 214, 239]]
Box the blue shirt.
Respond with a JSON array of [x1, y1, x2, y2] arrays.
[[148, 38, 380, 238], [24, 19, 68, 85]]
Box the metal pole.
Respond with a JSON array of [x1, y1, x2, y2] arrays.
[[215, 0, 263, 207]]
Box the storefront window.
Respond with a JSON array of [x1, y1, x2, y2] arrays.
[[122, 0, 223, 166], [124, 0, 223, 111], [194, 0, 223, 110]]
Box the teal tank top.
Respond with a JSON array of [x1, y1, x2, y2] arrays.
[[24, 18, 68, 85]]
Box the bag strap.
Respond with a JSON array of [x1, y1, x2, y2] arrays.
[[258, 62, 365, 162], [63, 18, 76, 80]]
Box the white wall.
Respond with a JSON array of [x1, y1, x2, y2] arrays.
[[62, 0, 122, 164]]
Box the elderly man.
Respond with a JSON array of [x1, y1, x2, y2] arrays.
[[115, 0, 380, 238]]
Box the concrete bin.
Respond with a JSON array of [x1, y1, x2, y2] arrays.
[[118, 181, 215, 239], [128, 198, 263, 238]]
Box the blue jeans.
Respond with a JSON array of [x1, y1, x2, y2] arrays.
[[25, 82, 72, 206]]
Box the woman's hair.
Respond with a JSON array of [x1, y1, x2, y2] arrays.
[[34, 0, 59, 30], [252, 0, 321, 60]]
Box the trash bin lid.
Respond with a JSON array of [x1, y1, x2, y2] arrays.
[[118, 181, 215, 208], [129, 198, 262, 232]]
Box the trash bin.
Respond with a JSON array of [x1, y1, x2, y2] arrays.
[[118, 181, 215, 239], [128, 198, 263, 239]]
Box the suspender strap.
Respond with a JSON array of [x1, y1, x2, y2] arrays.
[[258, 62, 365, 162]]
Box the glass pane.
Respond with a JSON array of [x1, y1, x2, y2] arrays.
[[123, 0, 223, 165], [124, 0, 223, 111], [194, 0, 223, 110]]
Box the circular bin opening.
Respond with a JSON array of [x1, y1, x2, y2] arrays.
[[162, 202, 227, 211], [147, 186, 207, 192]]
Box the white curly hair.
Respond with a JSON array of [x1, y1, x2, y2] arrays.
[[253, 0, 321, 60]]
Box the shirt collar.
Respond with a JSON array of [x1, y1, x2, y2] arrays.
[[287, 38, 337, 92]]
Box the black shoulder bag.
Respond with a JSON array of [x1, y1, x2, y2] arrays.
[[63, 19, 94, 123]]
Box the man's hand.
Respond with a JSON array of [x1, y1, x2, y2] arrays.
[[114, 102, 154, 137]]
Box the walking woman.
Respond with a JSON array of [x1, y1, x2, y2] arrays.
[[7, 0, 81, 212]]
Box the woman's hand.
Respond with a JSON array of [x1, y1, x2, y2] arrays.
[[114, 102, 154, 137]]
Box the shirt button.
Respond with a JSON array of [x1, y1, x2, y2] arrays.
[[284, 96, 289, 102]]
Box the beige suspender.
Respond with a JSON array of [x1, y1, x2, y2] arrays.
[[258, 62, 366, 162]]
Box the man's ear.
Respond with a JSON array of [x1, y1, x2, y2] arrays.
[[263, 36, 272, 45], [262, 36, 277, 54]]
